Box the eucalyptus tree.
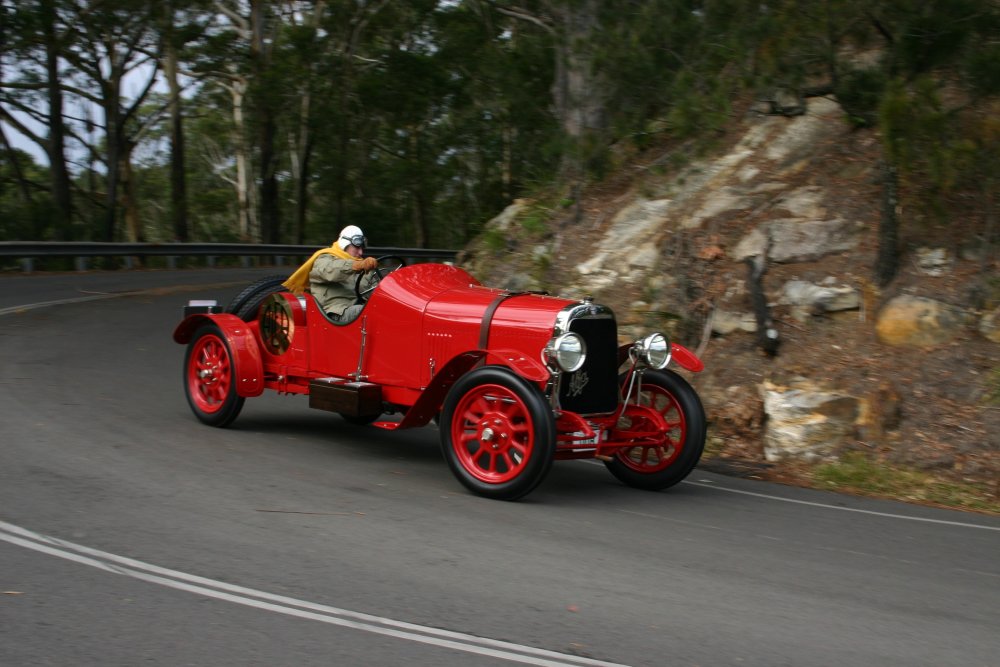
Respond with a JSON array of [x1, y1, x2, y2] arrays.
[[55, 0, 162, 242], [0, 0, 75, 239], [158, 0, 212, 242]]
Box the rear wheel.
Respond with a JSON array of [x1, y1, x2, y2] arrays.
[[184, 324, 245, 427], [604, 369, 705, 491], [440, 367, 555, 500], [226, 275, 288, 321]]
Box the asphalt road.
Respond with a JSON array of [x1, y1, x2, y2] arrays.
[[1, 268, 998, 667]]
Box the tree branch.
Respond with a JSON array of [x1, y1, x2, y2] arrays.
[[489, 2, 555, 35]]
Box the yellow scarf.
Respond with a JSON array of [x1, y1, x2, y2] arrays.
[[282, 243, 355, 294]]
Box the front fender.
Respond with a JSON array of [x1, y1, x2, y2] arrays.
[[483, 348, 550, 383], [395, 349, 551, 430], [174, 313, 264, 397], [616, 341, 704, 373], [670, 343, 704, 373]]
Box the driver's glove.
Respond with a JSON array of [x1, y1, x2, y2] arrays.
[[353, 257, 378, 271]]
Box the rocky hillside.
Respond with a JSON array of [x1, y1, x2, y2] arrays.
[[461, 97, 1000, 511]]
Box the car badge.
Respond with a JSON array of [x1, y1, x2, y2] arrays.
[[567, 371, 589, 397]]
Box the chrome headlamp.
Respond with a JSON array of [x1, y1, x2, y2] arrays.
[[633, 333, 671, 370], [543, 332, 586, 373]]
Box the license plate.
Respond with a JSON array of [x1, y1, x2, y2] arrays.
[[571, 430, 603, 446]]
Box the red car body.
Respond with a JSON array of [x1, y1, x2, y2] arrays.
[[174, 261, 706, 500]]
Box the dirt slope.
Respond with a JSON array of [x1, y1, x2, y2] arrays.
[[463, 97, 1000, 512]]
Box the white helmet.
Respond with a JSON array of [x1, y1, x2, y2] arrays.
[[337, 225, 366, 250]]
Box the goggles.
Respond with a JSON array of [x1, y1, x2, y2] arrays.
[[341, 234, 367, 248]]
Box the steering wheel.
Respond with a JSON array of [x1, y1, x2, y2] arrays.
[[355, 255, 406, 302]]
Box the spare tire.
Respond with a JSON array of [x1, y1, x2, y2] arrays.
[[226, 275, 289, 321]]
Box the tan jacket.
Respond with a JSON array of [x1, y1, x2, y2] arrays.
[[309, 254, 359, 315]]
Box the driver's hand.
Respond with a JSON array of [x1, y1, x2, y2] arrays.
[[353, 257, 378, 271]]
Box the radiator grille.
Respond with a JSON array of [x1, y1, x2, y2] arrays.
[[558, 317, 619, 414]]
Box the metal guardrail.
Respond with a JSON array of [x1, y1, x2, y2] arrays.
[[0, 242, 459, 272]]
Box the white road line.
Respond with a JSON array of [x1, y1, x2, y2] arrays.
[[681, 480, 1000, 531], [578, 459, 998, 530], [0, 520, 629, 667], [581, 459, 998, 530], [0, 293, 136, 316]]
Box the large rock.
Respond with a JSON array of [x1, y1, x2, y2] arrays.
[[732, 218, 860, 263], [759, 378, 864, 462], [711, 310, 757, 335], [876, 296, 969, 347], [980, 306, 1000, 343], [781, 279, 860, 319], [767, 218, 861, 262], [577, 197, 672, 282]]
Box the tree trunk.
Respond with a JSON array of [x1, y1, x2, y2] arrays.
[[875, 158, 900, 287], [409, 129, 430, 248], [103, 102, 122, 242], [41, 0, 73, 240], [258, 116, 280, 243], [549, 0, 605, 181], [252, 0, 280, 244], [230, 78, 257, 240], [164, 29, 188, 242], [746, 254, 780, 357], [120, 145, 144, 245], [293, 128, 312, 245]]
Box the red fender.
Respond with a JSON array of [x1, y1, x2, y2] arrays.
[[173, 314, 264, 397], [617, 341, 705, 373], [670, 342, 704, 373], [484, 347, 550, 382]]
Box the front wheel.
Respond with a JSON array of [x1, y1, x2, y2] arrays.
[[184, 324, 245, 427], [604, 369, 705, 491], [440, 367, 555, 501]]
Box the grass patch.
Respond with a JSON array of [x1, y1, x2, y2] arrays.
[[483, 228, 506, 253], [813, 452, 999, 514], [988, 367, 1000, 405]]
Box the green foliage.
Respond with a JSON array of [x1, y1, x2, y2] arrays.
[[837, 68, 887, 128], [520, 207, 548, 236], [989, 368, 1000, 405], [482, 228, 507, 253], [1, 0, 997, 251]]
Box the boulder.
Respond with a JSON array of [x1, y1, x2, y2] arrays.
[[914, 247, 951, 276], [732, 218, 860, 263], [876, 295, 969, 347], [759, 378, 864, 462], [767, 218, 860, 262], [980, 306, 1000, 343], [711, 310, 758, 335], [781, 279, 860, 319]]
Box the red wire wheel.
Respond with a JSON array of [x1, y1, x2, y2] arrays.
[[184, 324, 245, 427], [616, 382, 687, 472], [605, 369, 706, 491], [441, 367, 555, 500]]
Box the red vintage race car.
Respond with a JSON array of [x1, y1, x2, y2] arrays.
[[173, 258, 706, 500]]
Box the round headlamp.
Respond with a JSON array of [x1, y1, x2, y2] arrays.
[[634, 333, 671, 370], [543, 332, 586, 373]]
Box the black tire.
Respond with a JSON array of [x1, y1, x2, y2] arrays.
[[440, 366, 556, 501], [226, 275, 288, 321], [183, 324, 246, 427], [604, 369, 706, 491]]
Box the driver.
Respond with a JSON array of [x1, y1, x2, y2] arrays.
[[282, 225, 378, 322]]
